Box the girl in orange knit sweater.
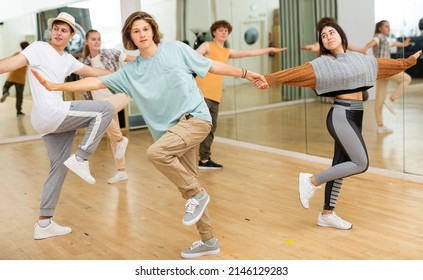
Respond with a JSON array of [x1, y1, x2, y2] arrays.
[[257, 22, 421, 229]]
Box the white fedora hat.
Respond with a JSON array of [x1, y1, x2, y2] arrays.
[[47, 12, 76, 32]]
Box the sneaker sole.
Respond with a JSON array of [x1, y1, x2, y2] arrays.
[[198, 166, 223, 170], [317, 222, 353, 230], [34, 231, 72, 240], [182, 195, 210, 226], [180, 248, 220, 259], [107, 176, 128, 184], [34, 228, 72, 240]]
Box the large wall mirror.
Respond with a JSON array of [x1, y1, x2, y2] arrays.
[[1, 0, 423, 177]]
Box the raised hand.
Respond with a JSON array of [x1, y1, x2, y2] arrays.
[[412, 50, 422, 59]]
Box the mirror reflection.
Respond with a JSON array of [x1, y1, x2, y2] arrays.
[[1, 0, 423, 177]]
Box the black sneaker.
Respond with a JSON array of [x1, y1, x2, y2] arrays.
[[16, 112, 25, 117], [198, 158, 223, 170], [1, 92, 9, 103]]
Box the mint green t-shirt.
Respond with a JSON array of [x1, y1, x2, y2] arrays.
[[99, 41, 212, 141]]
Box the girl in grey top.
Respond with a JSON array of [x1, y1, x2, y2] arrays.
[[261, 22, 421, 230]]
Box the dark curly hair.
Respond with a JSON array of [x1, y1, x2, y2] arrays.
[[210, 20, 232, 37]]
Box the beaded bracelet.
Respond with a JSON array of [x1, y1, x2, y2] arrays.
[[241, 68, 247, 79]]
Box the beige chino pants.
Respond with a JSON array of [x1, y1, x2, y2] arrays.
[[147, 114, 214, 240]]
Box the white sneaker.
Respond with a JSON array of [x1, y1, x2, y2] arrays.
[[64, 154, 95, 184], [115, 137, 128, 159], [34, 220, 72, 240], [298, 172, 321, 209], [384, 99, 396, 115], [107, 171, 128, 184], [317, 212, 352, 230], [377, 125, 393, 134]]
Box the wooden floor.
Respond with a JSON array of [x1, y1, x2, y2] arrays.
[[1, 128, 423, 260], [0, 95, 37, 139]]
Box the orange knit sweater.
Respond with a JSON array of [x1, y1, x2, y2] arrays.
[[264, 55, 417, 89]]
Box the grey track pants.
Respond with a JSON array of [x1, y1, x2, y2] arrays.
[[39, 100, 115, 217]]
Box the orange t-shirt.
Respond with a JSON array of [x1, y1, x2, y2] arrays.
[[195, 42, 230, 103]]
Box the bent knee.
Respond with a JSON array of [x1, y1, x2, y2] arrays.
[[103, 102, 115, 119], [357, 159, 369, 173], [146, 145, 162, 163]]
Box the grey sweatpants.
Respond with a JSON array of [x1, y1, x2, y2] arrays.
[[39, 100, 115, 217]]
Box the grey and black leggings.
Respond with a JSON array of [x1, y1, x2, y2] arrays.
[[314, 99, 369, 210]]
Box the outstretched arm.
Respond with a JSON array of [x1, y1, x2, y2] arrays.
[[258, 50, 422, 90], [390, 37, 411, 48], [208, 60, 268, 86], [32, 69, 107, 92], [376, 50, 421, 79], [229, 47, 287, 59], [262, 63, 316, 89], [301, 42, 363, 54], [0, 53, 27, 74], [300, 42, 320, 53], [359, 38, 377, 54], [75, 65, 111, 77]]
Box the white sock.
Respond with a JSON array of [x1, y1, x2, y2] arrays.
[[75, 155, 85, 162], [38, 219, 51, 228]]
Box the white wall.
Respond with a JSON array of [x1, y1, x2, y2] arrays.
[[140, 0, 177, 41], [0, 0, 139, 89], [0, 0, 78, 22], [337, 0, 376, 99], [337, 0, 375, 52], [375, 0, 423, 37]]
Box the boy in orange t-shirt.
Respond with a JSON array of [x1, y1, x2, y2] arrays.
[[1, 41, 30, 116], [195, 20, 286, 169]]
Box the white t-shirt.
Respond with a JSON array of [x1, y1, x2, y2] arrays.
[[21, 41, 84, 135]]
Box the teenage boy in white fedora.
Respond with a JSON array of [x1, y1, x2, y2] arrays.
[[0, 12, 129, 239]]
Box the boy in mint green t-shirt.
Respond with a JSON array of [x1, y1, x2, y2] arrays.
[[32, 11, 267, 259]]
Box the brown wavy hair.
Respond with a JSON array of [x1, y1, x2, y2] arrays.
[[121, 11, 161, 50]]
